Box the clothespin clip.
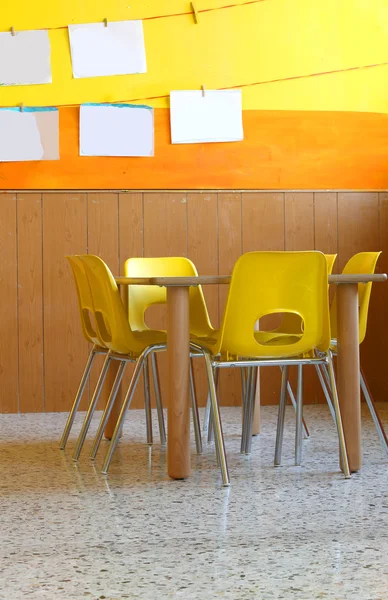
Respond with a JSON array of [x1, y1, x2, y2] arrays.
[[20, 103, 24, 112], [10, 26, 15, 36], [191, 2, 199, 24], [103, 18, 108, 27], [201, 85, 206, 97]]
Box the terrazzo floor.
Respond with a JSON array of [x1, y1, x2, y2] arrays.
[[1, 404, 387, 600]]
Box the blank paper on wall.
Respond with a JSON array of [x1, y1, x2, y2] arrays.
[[0, 107, 59, 162], [68, 21, 147, 79], [0, 30, 52, 86], [170, 90, 243, 144], [80, 103, 154, 157]]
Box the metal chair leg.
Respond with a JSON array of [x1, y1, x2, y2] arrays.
[[360, 369, 388, 455], [274, 366, 288, 466], [245, 368, 257, 455], [315, 364, 336, 423], [102, 354, 146, 474], [286, 379, 310, 439], [143, 357, 153, 445], [73, 353, 112, 461], [326, 352, 351, 479], [203, 393, 211, 434], [203, 354, 230, 486], [150, 353, 166, 445], [60, 346, 98, 450], [295, 364, 303, 466], [190, 360, 203, 455], [207, 368, 219, 443], [89, 361, 127, 460], [240, 367, 253, 454]]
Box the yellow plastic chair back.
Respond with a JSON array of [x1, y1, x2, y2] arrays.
[[272, 253, 337, 335], [124, 257, 214, 337], [214, 251, 330, 359], [66, 255, 104, 347], [78, 255, 149, 356], [330, 251, 381, 345]]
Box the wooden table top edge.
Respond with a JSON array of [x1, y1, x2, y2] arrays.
[[115, 274, 387, 286]]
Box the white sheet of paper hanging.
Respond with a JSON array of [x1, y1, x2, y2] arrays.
[[0, 30, 52, 86], [170, 90, 243, 144], [0, 108, 59, 162], [80, 103, 154, 157], [68, 21, 147, 78]]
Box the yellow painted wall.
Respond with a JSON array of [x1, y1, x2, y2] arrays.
[[0, 0, 387, 112]]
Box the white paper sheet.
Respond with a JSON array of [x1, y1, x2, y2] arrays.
[[170, 90, 244, 144], [68, 21, 147, 79], [80, 103, 154, 157], [0, 30, 52, 86], [0, 108, 59, 162]]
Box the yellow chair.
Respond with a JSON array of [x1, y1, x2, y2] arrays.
[[124, 256, 216, 452], [78, 255, 227, 477], [60, 256, 108, 450], [68, 254, 166, 465], [191, 251, 350, 482], [318, 252, 388, 453], [261, 253, 338, 438]]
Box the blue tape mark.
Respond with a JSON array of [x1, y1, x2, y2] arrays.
[[81, 102, 153, 110], [0, 106, 58, 113]]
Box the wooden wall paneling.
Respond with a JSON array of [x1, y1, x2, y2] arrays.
[[142, 192, 188, 410], [42, 193, 88, 412], [17, 194, 44, 412], [118, 193, 145, 410], [0, 194, 18, 413], [242, 193, 285, 406], [284, 192, 318, 404], [313, 192, 338, 403], [338, 192, 380, 401], [377, 192, 388, 398], [218, 193, 242, 406], [187, 192, 218, 407], [314, 192, 338, 257], [87, 193, 119, 409]]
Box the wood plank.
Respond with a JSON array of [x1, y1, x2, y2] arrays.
[[285, 192, 317, 405], [218, 193, 242, 406], [17, 193, 44, 412], [42, 193, 88, 412], [87, 193, 120, 409], [377, 192, 388, 399], [187, 192, 218, 407], [242, 192, 285, 406], [314, 192, 338, 256], [0, 108, 387, 190], [142, 192, 188, 410], [118, 192, 144, 411], [338, 192, 380, 404], [0, 194, 18, 413]]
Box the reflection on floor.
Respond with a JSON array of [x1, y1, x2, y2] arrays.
[[1, 405, 387, 600]]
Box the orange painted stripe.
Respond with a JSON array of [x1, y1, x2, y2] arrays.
[[0, 108, 387, 190]]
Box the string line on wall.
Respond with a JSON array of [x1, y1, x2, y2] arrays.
[[4, 0, 270, 33], [6, 59, 388, 110]]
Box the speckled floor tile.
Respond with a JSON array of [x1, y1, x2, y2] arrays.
[[0, 404, 387, 600]]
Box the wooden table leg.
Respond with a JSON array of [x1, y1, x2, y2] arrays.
[[104, 361, 123, 439], [167, 286, 191, 479], [252, 368, 261, 435], [336, 283, 361, 472]]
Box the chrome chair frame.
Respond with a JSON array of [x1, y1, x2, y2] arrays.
[[192, 343, 351, 479], [101, 344, 228, 485]]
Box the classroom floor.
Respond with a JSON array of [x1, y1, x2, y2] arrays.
[[1, 404, 387, 600]]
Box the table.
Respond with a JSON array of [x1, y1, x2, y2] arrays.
[[107, 273, 386, 478]]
